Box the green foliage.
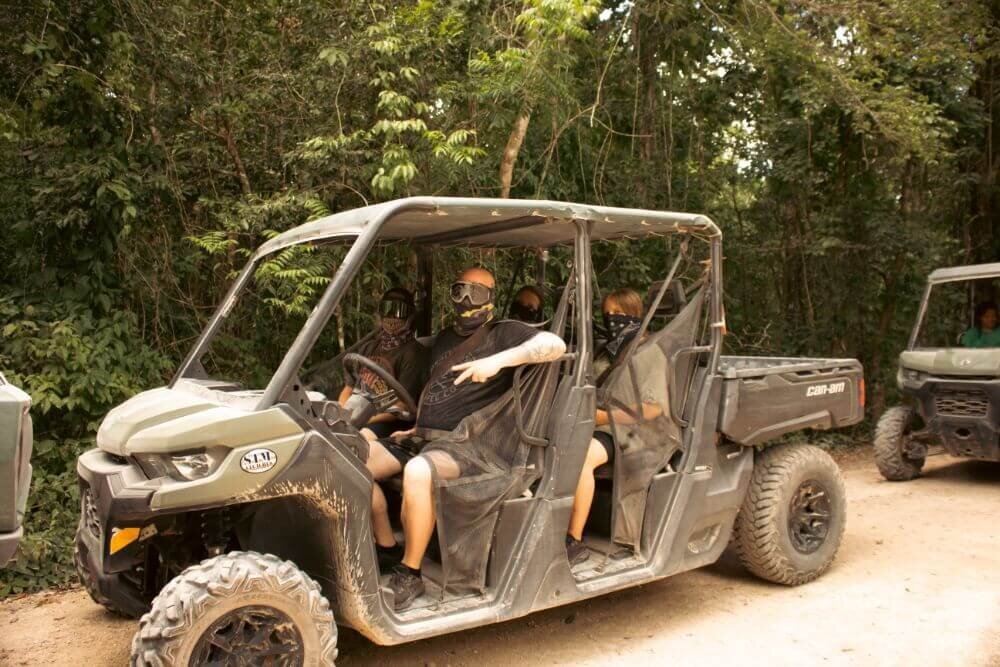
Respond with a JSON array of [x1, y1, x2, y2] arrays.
[[1, 0, 998, 595]]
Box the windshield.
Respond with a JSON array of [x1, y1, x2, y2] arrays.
[[299, 242, 575, 398], [915, 277, 1000, 348], [191, 241, 348, 390]]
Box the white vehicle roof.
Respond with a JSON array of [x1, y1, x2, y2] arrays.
[[256, 196, 719, 257]]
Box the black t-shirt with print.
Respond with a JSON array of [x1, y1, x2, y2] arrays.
[[416, 320, 538, 432], [348, 337, 430, 404]]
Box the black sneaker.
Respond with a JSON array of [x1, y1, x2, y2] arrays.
[[566, 535, 590, 567], [388, 566, 425, 611]]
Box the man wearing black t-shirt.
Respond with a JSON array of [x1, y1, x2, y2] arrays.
[[375, 267, 565, 610]]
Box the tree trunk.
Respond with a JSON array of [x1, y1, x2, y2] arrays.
[[500, 108, 531, 198], [220, 116, 252, 197]]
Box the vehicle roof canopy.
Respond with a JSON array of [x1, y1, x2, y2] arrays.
[[928, 263, 1000, 284], [255, 197, 719, 258]]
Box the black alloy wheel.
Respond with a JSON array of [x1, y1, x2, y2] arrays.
[[192, 605, 304, 667], [787, 479, 831, 555]]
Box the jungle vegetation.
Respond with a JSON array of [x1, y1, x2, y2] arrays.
[[1, 0, 997, 593]]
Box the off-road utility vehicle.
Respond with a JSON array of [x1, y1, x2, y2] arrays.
[[74, 197, 864, 664], [875, 263, 1000, 481], [0, 373, 32, 566]]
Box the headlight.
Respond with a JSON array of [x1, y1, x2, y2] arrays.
[[133, 449, 225, 481], [133, 453, 174, 479], [171, 452, 216, 480], [901, 368, 923, 382]]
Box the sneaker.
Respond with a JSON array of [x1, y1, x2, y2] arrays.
[[388, 566, 425, 611], [566, 535, 590, 567]]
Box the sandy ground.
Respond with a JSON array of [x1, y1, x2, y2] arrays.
[[1, 451, 998, 667]]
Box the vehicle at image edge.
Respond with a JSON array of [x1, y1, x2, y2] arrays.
[[0, 373, 33, 567], [875, 263, 1000, 481], [73, 197, 865, 665]]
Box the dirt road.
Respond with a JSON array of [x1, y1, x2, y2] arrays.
[[1, 452, 998, 667]]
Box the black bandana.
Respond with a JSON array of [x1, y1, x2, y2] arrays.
[[511, 301, 542, 323], [603, 313, 641, 359], [453, 301, 495, 335]]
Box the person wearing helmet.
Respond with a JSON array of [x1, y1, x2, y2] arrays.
[[338, 288, 430, 569], [338, 287, 429, 439]]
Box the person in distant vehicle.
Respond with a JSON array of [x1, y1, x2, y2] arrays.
[[961, 301, 1000, 348], [378, 267, 566, 610], [565, 287, 668, 565], [509, 285, 546, 323]]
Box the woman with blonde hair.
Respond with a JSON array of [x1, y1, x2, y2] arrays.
[[565, 287, 668, 565]]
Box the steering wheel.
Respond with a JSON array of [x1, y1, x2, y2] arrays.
[[342, 353, 419, 426]]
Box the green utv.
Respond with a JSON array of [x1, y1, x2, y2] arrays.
[[74, 198, 864, 665], [0, 373, 32, 567], [875, 263, 1000, 481]]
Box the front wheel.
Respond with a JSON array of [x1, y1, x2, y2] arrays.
[[873, 406, 924, 481], [131, 551, 338, 666], [74, 520, 149, 618], [734, 443, 847, 585]]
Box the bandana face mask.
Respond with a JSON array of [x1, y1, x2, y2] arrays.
[[381, 316, 409, 335], [377, 296, 414, 349], [510, 301, 542, 323], [453, 300, 494, 334], [603, 312, 642, 359]]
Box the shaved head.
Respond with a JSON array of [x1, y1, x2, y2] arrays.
[[457, 267, 495, 288]]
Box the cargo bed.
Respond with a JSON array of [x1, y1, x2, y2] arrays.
[[717, 356, 864, 446]]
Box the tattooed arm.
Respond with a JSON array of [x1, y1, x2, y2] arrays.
[[452, 331, 566, 385]]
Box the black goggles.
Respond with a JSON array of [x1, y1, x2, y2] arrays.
[[449, 281, 493, 306], [378, 298, 413, 319]]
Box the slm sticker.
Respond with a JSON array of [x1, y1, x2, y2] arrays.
[[806, 381, 846, 397], [240, 448, 277, 474]]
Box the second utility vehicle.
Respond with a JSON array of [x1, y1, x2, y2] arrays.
[[875, 262, 1000, 480], [0, 373, 32, 566], [74, 198, 864, 664]]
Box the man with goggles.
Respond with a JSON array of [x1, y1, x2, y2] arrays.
[[369, 266, 566, 610]]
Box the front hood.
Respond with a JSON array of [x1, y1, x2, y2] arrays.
[[96, 385, 302, 456], [97, 387, 218, 456], [900, 349, 1000, 377]]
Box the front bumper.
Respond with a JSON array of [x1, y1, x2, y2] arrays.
[[75, 448, 160, 616], [0, 526, 22, 566], [900, 375, 1000, 460]]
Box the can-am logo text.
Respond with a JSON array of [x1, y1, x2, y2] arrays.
[[240, 448, 277, 474], [806, 382, 846, 397]]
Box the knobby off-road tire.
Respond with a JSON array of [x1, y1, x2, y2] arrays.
[[74, 526, 144, 618], [874, 405, 924, 481], [734, 443, 847, 586], [131, 551, 337, 667]]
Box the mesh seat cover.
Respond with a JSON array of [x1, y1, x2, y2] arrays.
[[601, 289, 705, 549]]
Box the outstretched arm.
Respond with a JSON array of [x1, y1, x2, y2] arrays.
[[452, 331, 566, 385]]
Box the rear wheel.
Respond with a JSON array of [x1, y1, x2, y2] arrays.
[[734, 443, 847, 585], [874, 406, 924, 481], [131, 551, 337, 666]]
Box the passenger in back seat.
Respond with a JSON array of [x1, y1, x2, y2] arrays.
[[566, 288, 668, 565], [509, 285, 546, 323]]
